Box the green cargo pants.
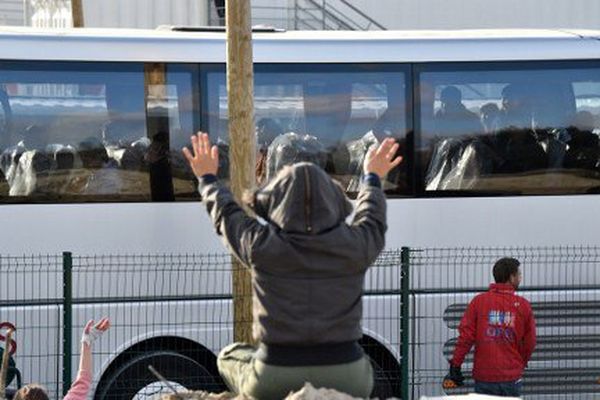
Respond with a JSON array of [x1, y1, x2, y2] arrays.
[[217, 343, 374, 400]]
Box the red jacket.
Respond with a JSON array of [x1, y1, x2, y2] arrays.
[[451, 283, 536, 382]]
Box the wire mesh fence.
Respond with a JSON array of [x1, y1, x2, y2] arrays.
[[0, 255, 64, 399], [408, 246, 600, 400], [0, 250, 404, 400], [4, 247, 597, 400], [70, 253, 234, 400], [362, 248, 405, 399]]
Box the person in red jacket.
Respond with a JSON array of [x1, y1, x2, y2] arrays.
[[444, 257, 536, 397]]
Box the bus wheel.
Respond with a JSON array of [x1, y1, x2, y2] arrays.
[[369, 355, 395, 399], [359, 336, 401, 399], [95, 351, 222, 400]]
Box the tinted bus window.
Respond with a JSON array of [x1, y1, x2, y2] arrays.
[[0, 62, 149, 202], [203, 64, 410, 196], [418, 62, 600, 195]]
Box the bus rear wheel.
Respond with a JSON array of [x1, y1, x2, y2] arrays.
[[95, 351, 223, 400]]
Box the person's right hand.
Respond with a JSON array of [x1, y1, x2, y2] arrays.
[[81, 317, 110, 347], [363, 137, 403, 179], [182, 132, 219, 178]]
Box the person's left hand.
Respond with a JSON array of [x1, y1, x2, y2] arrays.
[[363, 137, 403, 179], [81, 317, 110, 347], [182, 132, 219, 178], [442, 365, 465, 389]]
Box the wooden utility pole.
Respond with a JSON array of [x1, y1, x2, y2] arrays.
[[71, 0, 84, 27], [226, 0, 256, 343]]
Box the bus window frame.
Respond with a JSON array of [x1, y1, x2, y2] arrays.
[[413, 59, 600, 198], [0, 60, 149, 204], [199, 62, 414, 198]]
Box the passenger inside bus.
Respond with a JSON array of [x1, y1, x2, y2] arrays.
[[425, 80, 600, 192], [0, 124, 68, 196], [479, 102, 500, 134], [496, 83, 533, 131], [0, 74, 154, 199], [344, 106, 406, 193], [434, 86, 481, 137]]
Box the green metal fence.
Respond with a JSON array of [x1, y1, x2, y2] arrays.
[[69, 252, 235, 400], [0, 254, 64, 399], [404, 246, 600, 400], [2, 247, 599, 399], [0, 250, 404, 400]]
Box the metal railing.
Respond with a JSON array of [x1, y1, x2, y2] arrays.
[[207, 0, 386, 31], [405, 246, 600, 399], [0, 250, 402, 399], [2, 246, 599, 399], [294, 0, 386, 31]]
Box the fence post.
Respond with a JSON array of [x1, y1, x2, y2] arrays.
[[62, 252, 73, 397], [400, 247, 411, 400]]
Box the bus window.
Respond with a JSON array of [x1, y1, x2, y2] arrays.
[[418, 62, 600, 195], [164, 64, 200, 200], [0, 61, 152, 202], [203, 64, 411, 196]]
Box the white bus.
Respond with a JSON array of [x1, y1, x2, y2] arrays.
[[1, 27, 600, 399]]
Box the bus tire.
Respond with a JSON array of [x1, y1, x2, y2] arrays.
[[94, 350, 222, 400], [369, 355, 395, 399], [360, 336, 401, 399]]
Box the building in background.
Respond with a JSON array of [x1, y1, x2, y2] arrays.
[[0, 0, 599, 30], [347, 0, 600, 30], [0, 0, 210, 29], [0, 0, 24, 25], [241, 0, 600, 30]]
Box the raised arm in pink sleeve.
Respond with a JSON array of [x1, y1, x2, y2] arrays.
[[63, 370, 92, 400]]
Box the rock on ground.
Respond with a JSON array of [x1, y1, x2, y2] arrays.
[[158, 383, 372, 400]]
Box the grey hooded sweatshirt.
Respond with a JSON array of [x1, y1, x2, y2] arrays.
[[198, 162, 386, 366]]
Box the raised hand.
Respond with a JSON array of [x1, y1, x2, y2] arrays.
[[182, 132, 219, 178], [363, 137, 403, 178], [81, 317, 110, 347]]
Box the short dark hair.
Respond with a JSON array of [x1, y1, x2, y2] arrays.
[[493, 257, 520, 283]]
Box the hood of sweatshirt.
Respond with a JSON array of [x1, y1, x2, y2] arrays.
[[252, 162, 353, 234]]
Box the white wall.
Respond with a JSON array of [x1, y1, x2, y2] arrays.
[[0, 0, 24, 26], [82, 0, 209, 29], [250, 0, 600, 31], [351, 0, 600, 30], [18, 0, 600, 31], [25, 0, 209, 29]]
